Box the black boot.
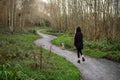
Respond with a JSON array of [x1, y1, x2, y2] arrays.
[[77, 60, 80, 63], [82, 57, 85, 62]]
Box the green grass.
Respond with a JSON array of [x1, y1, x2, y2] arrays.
[[83, 49, 107, 58], [39, 28, 64, 36], [0, 28, 81, 80], [51, 34, 120, 62], [52, 35, 75, 50]]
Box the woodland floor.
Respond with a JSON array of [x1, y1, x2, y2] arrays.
[[34, 31, 120, 80]]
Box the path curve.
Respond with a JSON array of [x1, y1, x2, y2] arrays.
[[34, 31, 120, 80]]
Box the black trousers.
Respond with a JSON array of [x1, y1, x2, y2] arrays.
[[77, 49, 83, 58]]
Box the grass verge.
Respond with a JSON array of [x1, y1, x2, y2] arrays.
[[39, 28, 64, 36], [0, 28, 81, 80]]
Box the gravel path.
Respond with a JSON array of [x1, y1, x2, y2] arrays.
[[34, 31, 120, 80]]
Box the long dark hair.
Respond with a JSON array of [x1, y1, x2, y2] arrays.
[[76, 26, 81, 33]]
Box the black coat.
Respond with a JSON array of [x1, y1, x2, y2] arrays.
[[74, 32, 83, 50]]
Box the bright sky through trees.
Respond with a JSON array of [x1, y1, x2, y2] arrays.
[[42, 0, 48, 3]]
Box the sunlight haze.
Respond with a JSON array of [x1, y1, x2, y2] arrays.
[[42, 0, 48, 3]]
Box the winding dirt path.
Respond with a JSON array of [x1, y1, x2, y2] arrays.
[[34, 31, 120, 80]]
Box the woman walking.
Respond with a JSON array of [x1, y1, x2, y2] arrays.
[[74, 26, 85, 63]]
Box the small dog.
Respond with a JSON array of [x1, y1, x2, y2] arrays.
[[61, 42, 65, 50]]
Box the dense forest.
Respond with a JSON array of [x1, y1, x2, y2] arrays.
[[0, 0, 120, 41]]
